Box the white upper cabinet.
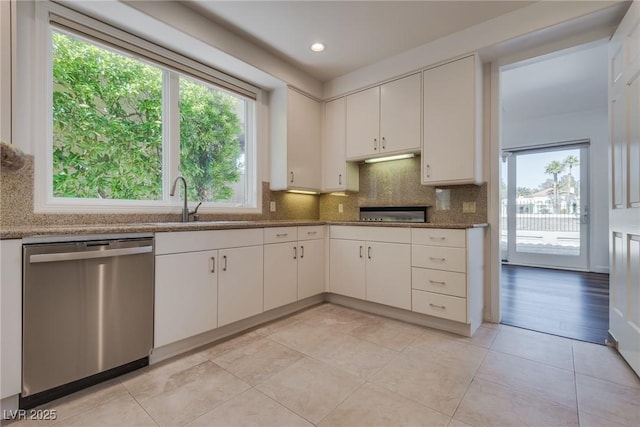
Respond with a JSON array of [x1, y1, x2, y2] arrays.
[[379, 73, 422, 156], [346, 73, 421, 161], [422, 55, 482, 185], [323, 97, 359, 192], [270, 87, 322, 192]]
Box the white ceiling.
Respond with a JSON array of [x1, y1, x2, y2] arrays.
[[183, 1, 534, 82], [500, 42, 609, 122]]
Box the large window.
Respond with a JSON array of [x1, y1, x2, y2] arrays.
[[44, 16, 258, 212]]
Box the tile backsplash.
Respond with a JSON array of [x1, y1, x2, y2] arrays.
[[319, 157, 487, 224], [1, 155, 486, 228]]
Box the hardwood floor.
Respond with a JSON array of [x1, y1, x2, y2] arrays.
[[501, 264, 609, 344]]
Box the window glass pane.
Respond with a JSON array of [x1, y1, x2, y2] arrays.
[[52, 30, 163, 200], [179, 76, 248, 204]]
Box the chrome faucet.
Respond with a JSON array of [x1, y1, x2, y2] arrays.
[[170, 176, 202, 222]]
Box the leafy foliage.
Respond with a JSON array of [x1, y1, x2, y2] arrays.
[[52, 31, 244, 202]]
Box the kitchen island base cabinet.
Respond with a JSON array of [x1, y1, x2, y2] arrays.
[[218, 245, 264, 327], [155, 250, 218, 348]]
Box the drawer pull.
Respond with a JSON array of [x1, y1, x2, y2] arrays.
[[428, 280, 446, 285], [429, 303, 446, 310], [429, 236, 446, 241], [276, 233, 288, 237], [429, 257, 446, 262], [307, 231, 318, 235]]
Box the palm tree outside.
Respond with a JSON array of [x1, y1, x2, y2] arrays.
[[545, 160, 566, 212]]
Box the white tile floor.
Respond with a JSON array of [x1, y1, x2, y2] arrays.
[[7, 303, 640, 427]]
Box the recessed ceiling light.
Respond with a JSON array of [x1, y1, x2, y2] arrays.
[[310, 42, 325, 53]]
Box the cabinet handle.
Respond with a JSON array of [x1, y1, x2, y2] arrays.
[[300, 245, 304, 258], [373, 138, 377, 151], [429, 257, 446, 262], [276, 233, 288, 237], [293, 246, 297, 260], [382, 136, 386, 150], [359, 245, 363, 258], [307, 231, 318, 235], [368, 246, 372, 259], [428, 280, 446, 285], [429, 303, 446, 310], [223, 255, 227, 271], [290, 171, 294, 183], [429, 236, 446, 241], [210, 257, 215, 273], [338, 174, 342, 186], [426, 164, 430, 178]]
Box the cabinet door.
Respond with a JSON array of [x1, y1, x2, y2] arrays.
[[323, 97, 359, 192], [218, 245, 264, 326], [423, 55, 480, 185], [264, 242, 298, 311], [1, 240, 22, 398], [288, 89, 322, 190], [155, 250, 218, 347], [330, 239, 366, 299], [380, 73, 421, 155], [365, 242, 411, 310], [298, 238, 325, 299], [346, 86, 380, 160]]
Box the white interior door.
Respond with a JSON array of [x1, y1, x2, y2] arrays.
[[609, 1, 640, 376], [504, 144, 589, 270]]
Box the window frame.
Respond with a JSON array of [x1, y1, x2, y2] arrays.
[[32, 1, 263, 214]]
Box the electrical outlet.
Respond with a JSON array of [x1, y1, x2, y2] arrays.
[[270, 201, 276, 212], [338, 203, 344, 213], [462, 202, 476, 214]]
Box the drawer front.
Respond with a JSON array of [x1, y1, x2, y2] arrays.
[[412, 268, 466, 298], [298, 225, 325, 241], [264, 227, 298, 244], [330, 226, 411, 243], [412, 290, 467, 323], [412, 245, 466, 272], [411, 229, 466, 248], [156, 229, 263, 254]]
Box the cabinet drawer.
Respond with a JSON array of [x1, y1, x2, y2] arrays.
[[411, 229, 466, 248], [156, 229, 263, 254], [412, 290, 467, 323], [412, 268, 466, 298], [330, 226, 410, 243], [298, 225, 325, 241], [412, 245, 466, 272], [264, 227, 298, 244]]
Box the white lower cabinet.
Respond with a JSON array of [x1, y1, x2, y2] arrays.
[[218, 245, 264, 326], [329, 226, 411, 310], [330, 238, 366, 299], [263, 226, 325, 311], [154, 229, 263, 346], [411, 228, 484, 330], [1, 239, 22, 399], [155, 250, 218, 347]]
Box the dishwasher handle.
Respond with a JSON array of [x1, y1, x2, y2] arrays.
[[29, 246, 153, 264]]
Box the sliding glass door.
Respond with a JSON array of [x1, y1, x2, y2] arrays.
[[502, 143, 589, 270]]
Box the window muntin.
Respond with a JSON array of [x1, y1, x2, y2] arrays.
[[47, 22, 258, 211]]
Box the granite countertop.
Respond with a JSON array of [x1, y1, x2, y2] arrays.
[[1, 220, 488, 240]]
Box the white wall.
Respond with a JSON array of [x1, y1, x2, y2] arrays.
[[502, 108, 609, 273]]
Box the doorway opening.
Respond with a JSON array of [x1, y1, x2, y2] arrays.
[[497, 42, 610, 344]]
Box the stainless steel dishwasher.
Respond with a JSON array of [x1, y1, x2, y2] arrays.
[[21, 233, 154, 409]]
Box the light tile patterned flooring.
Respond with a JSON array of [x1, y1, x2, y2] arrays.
[[8, 303, 640, 427]]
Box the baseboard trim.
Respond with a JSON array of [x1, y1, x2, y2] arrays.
[[150, 295, 324, 364], [325, 294, 476, 337]]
